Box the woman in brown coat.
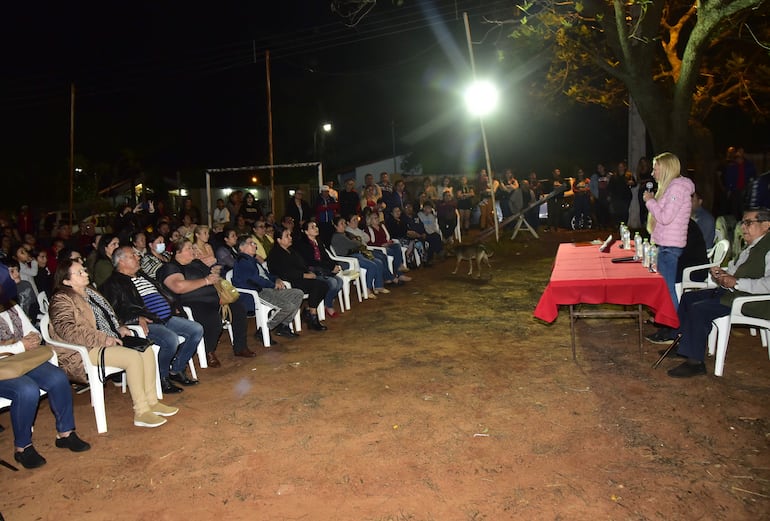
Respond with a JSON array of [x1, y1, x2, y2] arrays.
[[48, 258, 178, 428]]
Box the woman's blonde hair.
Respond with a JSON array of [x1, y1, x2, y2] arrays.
[[193, 225, 209, 238], [647, 152, 681, 234]]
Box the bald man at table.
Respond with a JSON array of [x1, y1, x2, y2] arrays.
[[666, 207, 770, 378]]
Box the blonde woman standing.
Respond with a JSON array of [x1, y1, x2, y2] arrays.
[[643, 152, 694, 312]]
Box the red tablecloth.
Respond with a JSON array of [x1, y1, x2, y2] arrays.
[[533, 243, 679, 328]]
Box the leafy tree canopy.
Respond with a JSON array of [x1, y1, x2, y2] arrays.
[[491, 0, 769, 158]]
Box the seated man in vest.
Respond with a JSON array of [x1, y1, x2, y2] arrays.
[[666, 207, 770, 378], [231, 235, 304, 342], [100, 246, 204, 393]]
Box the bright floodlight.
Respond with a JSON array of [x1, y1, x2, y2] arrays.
[[464, 80, 499, 117], [322, 122, 332, 132]]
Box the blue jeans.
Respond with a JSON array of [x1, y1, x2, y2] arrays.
[[353, 254, 384, 288], [317, 274, 343, 308], [657, 245, 684, 310], [0, 362, 75, 448], [675, 288, 730, 361], [370, 250, 396, 281], [147, 316, 204, 377], [385, 244, 403, 272]]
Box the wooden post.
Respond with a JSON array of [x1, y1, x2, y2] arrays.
[[69, 82, 75, 227], [265, 50, 275, 215]]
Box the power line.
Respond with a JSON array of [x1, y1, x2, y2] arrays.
[[0, 1, 512, 110]]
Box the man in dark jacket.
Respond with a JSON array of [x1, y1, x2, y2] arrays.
[[232, 236, 303, 340], [100, 246, 203, 393], [664, 208, 770, 378]]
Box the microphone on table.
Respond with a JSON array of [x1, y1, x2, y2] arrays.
[[646, 182, 654, 192]]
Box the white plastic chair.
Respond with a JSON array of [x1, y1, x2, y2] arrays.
[[127, 325, 198, 382], [367, 245, 395, 274], [37, 292, 49, 315], [327, 247, 366, 308], [454, 209, 462, 244], [707, 294, 770, 376], [282, 281, 325, 326], [40, 314, 130, 434], [675, 239, 730, 301], [182, 306, 234, 369], [329, 246, 371, 299], [0, 343, 56, 412], [225, 270, 281, 347]]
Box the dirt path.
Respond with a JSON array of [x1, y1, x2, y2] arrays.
[[2, 230, 768, 520]]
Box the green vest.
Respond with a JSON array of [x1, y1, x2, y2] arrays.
[[720, 232, 770, 319]]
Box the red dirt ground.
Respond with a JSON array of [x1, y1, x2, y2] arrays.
[[1, 229, 768, 520]]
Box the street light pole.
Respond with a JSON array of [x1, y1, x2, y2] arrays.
[[463, 12, 498, 242]]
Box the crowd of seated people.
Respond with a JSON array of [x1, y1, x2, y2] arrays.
[[0, 180, 470, 468]]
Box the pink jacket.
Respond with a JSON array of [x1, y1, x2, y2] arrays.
[[646, 176, 694, 247]]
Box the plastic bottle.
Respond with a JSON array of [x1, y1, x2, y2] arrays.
[[649, 244, 658, 272], [633, 232, 642, 260], [623, 226, 632, 250], [642, 238, 650, 267], [618, 222, 626, 248]]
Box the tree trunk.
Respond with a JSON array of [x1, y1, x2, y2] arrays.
[[689, 122, 717, 212]]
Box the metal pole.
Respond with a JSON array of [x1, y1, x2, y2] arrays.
[[391, 120, 397, 175], [463, 12, 498, 242], [69, 82, 75, 227], [266, 50, 275, 215]]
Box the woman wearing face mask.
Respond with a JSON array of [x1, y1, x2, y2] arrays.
[[138, 231, 170, 280]]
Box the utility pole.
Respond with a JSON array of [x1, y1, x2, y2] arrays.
[[69, 82, 75, 227], [463, 12, 498, 242], [265, 50, 275, 214]]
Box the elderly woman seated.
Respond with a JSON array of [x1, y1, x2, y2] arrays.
[[294, 221, 344, 318], [364, 212, 411, 282], [330, 215, 395, 295], [266, 226, 329, 331], [0, 269, 90, 469], [48, 259, 179, 429], [157, 239, 254, 367]]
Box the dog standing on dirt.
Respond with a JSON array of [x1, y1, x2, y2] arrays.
[[450, 243, 493, 276]]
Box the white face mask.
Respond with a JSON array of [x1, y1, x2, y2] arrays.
[[154, 243, 166, 254]]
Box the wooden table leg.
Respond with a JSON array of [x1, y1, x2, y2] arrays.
[[570, 305, 577, 361], [638, 304, 643, 357]]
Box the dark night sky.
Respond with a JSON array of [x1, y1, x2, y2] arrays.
[[2, 1, 764, 208]]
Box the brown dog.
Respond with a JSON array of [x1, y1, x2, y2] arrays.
[[450, 243, 492, 276]]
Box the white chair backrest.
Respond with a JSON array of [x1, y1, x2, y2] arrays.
[[225, 270, 232, 282], [37, 292, 49, 315], [709, 239, 730, 267]]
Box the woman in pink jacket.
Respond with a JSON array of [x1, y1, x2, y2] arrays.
[[643, 152, 694, 311]]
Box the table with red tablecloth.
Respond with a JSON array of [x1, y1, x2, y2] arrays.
[[534, 243, 679, 358]]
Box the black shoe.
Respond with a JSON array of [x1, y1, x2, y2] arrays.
[[310, 316, 328, 331], [645, 329, 677, 344], [667, 361, 707, 378], [14, 446, 46, 469], [168, 371, 199, 386], [302, 308, 313, 323], [161, 377, 184, 394], [55, 432, 91, 452], [274, 324, 299, 338]]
